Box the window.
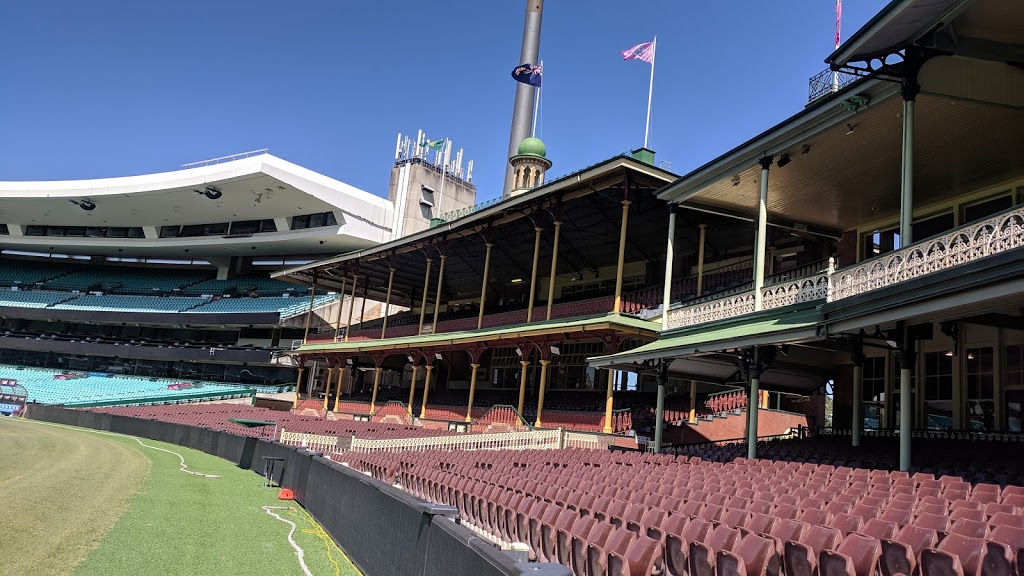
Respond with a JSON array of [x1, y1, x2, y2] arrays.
[[861, 228, 901, 259], [0, 224, 7, 235], [912, 212, 954, 242], [924, 351, 953, 430], [862, 356, 886, 429], [964, 194, 1012, 224], [965, 347, 995, 431], [159, 226, 180, 238], [25, 226, 47, 236], [420, 187, 435, 207]]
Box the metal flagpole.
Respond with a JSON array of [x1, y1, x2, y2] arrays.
[[833, 0, 841, 92], [644, 37, 656, 149], [532, 61, 542, 137]]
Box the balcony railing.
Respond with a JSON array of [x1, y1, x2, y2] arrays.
[[665, 206, 1024, 330], [807, 68, 859, 103], [665, 265, 830, 330], [830, 205, 1024, 301]]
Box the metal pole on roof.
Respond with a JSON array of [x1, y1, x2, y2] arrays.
[[753, 158, 772, 311], [644, 36, 657, 149]]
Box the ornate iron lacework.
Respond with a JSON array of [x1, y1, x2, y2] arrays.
[[830, 206, 1024, 301]]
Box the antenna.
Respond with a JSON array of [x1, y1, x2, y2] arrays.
[[395, 133, 403, 161], [455, 148, 464, 178], [416, 129, 424, 159], [466, 160, 474, 182]]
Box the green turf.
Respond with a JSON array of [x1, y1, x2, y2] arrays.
[[1, 418, 360, 576], [0, 417, 150, 576]]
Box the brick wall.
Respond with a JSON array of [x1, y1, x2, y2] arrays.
[[663, 408, 808, 444]]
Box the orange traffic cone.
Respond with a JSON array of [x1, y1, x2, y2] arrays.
[[277, 488, 294, 500]]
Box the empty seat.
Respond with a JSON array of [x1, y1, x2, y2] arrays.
[[880, 524, 937, 576], [920, 533, 1011, 576], [818, 533, 881, 576], [609, 535, 661, 576], [690, 525, 741, 576], [666, 517, 712, 576], [717, 533, 779, 576], [784, 525, 842, 576]]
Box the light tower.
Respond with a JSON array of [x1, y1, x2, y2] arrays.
[[502, 0, 544, 196]]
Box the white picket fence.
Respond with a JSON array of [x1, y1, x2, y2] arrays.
[[347, 428, 565, 454], [279, 429, 339, 453]]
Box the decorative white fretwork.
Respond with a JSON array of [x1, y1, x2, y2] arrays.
[[830, 207, 1024, 301]]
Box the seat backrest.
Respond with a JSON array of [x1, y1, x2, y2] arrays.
[[744, 513, 778, 537], [829, 513, 864, 536], [682, 517, 714, 545], [989, 512, 1024, 530], [770, 518, 807, 544], [834, 533, 881, 576], [950, 518, 988, 539], [936, 533, 987, 576], [914, 512, 951, 532], [728, 533, 776, 576], [799, 507, 831, 527], [803, 524, 842, 556], [857, 518, 897, 540]]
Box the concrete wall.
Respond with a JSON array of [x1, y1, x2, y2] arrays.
[[388, 161, 476, 240]]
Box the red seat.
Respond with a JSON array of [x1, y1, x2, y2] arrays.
[[880, 524, 937, 576], [665, 517, 712, 576], [818, 533, 881, 576], [690, 525, 741, 576], [609, 535, 662, 576], [784, 524, 842, 576], [717, 533, 779, 576]]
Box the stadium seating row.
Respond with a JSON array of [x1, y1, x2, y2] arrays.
[[0, 288, 337, 315], [339, 446, 1024, 576], [3, 364, 252, 406], [0, 260, 308, 296]]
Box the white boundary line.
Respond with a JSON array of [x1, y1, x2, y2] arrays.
[[11, 418, 219, 478], [262, 506, 314, 576]]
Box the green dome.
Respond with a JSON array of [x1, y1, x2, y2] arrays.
[[517, 137, 546, 158]]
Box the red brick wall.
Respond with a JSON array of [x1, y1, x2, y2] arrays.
[[664, 408, 808, 444], [836, 229, 858, 268]]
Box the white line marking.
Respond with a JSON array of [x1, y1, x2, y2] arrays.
[[263, 506, 315, 576]]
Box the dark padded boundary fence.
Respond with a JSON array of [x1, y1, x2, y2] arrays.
[[25, 404, 569, 576]]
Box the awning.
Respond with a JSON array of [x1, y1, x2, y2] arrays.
[[827, 0, 970, 69], [589, 304, 823, 369], [295, 312, 660, 355], [229, 418, 278, 427]]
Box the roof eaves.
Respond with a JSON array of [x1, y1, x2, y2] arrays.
[[274, 155, 678, 282], [654, 78, 898, 205]]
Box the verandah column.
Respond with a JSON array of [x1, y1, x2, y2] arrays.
[[431, 255, 447, 333], [748, 347, 761, 459], [302, 277, 319, 343], [333, 277, 347, 342], [899, 63, 920, 244], [323, 367, 335, 411], [466, 363, 480, 423], [407, 364, 421, 415], [613, 199, 632, 313], [534, 359, 552, 427], [369, 366, 382, 414], [333, 365, 346, 412], [851, 348, 864, 447], [380, 267, 396, 339], [696, 224, 707, 297], [545, 221, 562, 320], [418, 364, 434, 419], [526, 226, 543, 323], [654, 361, 668, 452], [517, 359, 530, 416], [344, 275, 358, 342], [417, 258, 433, 335], [753, 157, 772, 311], [603, 369, 616, 434], [477, 243, 494, 329], [293, 366, 305, 408], [661, 206, 676, 331], [897, 323, 914, 471]]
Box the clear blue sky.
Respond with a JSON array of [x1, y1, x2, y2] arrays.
[[0, 1, 888, 202]]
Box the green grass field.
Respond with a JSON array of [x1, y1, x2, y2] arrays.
[[0, 417, 360, 576]]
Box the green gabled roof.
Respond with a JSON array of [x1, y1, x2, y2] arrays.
[[296, 313, 660, 354], [588, 303, 823, 368]]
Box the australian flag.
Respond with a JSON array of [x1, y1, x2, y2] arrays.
[[511, 63, 542, 87]]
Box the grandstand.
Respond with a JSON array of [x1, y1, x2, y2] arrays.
[[1, 364, 255, 406]]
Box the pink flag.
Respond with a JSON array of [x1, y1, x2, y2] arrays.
[[621, 41, 655, 64]]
